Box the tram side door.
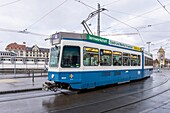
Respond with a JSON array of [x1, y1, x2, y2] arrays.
[[121, 70, 130, 82]]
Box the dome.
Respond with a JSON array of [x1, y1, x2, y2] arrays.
[[158, 47, 165, 53]]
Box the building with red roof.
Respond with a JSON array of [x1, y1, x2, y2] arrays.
[[5, 42, 49, 58]]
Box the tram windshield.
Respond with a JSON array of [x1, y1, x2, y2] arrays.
[[61, 46, 80, 68], [49, 46, 60, 67]]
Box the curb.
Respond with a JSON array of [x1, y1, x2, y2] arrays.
[[0, 88, 42, 94], [14, 75, 47, 78], [0, 75, 47, 79]]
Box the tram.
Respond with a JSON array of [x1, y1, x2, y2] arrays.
[[44, 32, 153, 90]]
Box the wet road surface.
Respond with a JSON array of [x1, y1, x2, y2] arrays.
[[0, 70, 170, 113], [0, 77, 47, 93]]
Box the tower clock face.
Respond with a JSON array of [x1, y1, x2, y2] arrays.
[[160, 54, 164, 60]]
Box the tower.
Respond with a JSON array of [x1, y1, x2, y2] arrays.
[[157, 47, 165, 68]]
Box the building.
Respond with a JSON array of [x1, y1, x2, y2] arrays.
[[26, 45, 49, 58], [157, 47, 165, 68], [153, 59, 160, 68], [165, 59, 170, 68], [153, 47, 170, 68], [6, 42, 26, 57], [0, 42, 50, 70], [0, 51, 17, 57], [6, 42, 49, 58]]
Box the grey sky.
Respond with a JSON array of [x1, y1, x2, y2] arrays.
[[0, 0, 170, 59]]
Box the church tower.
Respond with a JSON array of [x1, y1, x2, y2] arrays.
[[157, 47, 165, 68]]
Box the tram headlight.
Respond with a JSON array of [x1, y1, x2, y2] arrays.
[[51, 74, 55, 79]]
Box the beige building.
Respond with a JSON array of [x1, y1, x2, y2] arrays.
[[157, 47, 165, 68], [6, 42, 49, 58], [153, 47, 170, 68], [26, 45, 49, 58], [6, 42, 26, 57]]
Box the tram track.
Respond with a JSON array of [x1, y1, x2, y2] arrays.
[[0, 92, 59, 103], [139, 99, 170, 113], [0, 73, 166, 103], [101, 86, 170, 113], [0, 90, 77, 103], [50, 74, 170, 113], [0, 73, 169, 113]]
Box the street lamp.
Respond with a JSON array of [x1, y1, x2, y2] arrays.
[[12, 56, 16, 77], [146, 42, 151, 53]]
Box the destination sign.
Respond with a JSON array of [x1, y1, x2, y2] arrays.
[[110, 40, 133, 50], [133, 46, 141, 51], [113, 51, 122, 56], [85, 47, 99, 53], [86, 34, 109, 44], [51, 33, 60, 45], [86, 34, 141, 52], [131, 54, 138, 59], [103, 50, 112, 54]]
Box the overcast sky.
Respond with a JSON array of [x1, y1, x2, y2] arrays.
[[0, 0, 170, 59]]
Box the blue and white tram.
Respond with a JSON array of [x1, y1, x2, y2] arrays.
[[46, 32, 153, 90]]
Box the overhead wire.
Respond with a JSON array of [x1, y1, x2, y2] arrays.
[[102, 0, 122, 7], [75, 0, 138, 31], [151, 21, 170, 26], [151, 38, 170, 46], [104, 2, 170, 46], [75, 0, 145, 45], [135, 20, 170, 31], [0, 0, 22, 8], [141, 31, 170, 33], [101, 32, 138, 36], [156, 0, 170, 15], [0, 28, 49, 37], [106, 3, 170, 30], [102, 13, 138, 31], [108, 9, 168, 22], [0, 0, 67, 38], [24, 0, 68, 31], [75, 0, 95, 10], [102, 13, 147, 45]]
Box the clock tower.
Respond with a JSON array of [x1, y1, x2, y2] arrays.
[[157, 47, 165, 68]]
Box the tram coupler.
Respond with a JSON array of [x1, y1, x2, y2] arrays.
[[42, 82, 59, 92]]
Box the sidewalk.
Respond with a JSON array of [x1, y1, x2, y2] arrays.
[[0, 76, 48, 94], [0, 73, 47, 79]]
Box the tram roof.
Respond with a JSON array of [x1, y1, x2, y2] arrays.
[[51, 32, 141, 52]]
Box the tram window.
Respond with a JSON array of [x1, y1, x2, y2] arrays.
[[83, 47, 99, 66], [145, 57, 148, 66], [150, 58, 153, 66], [145, 57, 153, 66], [138, 55, 141, 66], [148, 58, 150, 66], [61, 46, 80, 68], [130, 54, 138, 66], [113, 51, 122, 66], [49, 46, 60, 67], [123, 53, 130, 66], [100, 49, 112, 66], [151, 58, 153, 66]]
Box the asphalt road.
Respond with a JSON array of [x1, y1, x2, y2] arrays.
[[0, 70, 170, 113]]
